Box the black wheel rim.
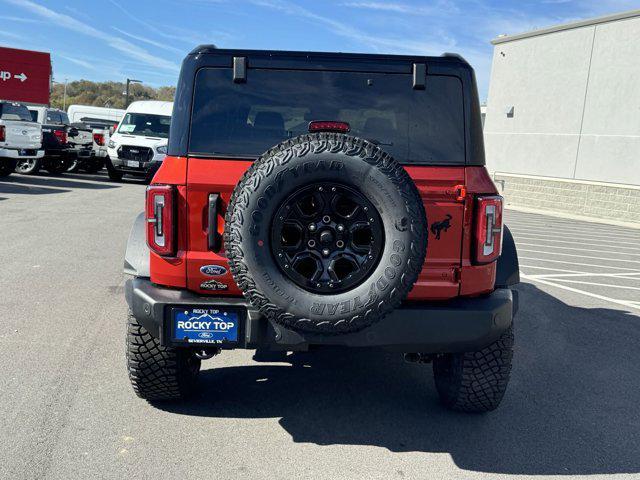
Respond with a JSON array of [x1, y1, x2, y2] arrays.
[[271, 183, 384, 294]]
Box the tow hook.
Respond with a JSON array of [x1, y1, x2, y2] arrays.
[[403, 353, 434, 364], [194, 348, 220, 360]]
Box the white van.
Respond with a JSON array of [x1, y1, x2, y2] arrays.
[[105, 101, 172, 181]]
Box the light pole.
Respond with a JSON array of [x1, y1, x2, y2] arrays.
[[52, 78, 68, 110], [125, 78, 142, 107]]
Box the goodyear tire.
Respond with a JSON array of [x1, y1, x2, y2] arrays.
[[126, 311, 200, 401], [224, 133, 427, 334]]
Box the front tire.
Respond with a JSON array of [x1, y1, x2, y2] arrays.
[[433, 326, 514, 413], [126, 311, 201, 401], [45, 158, 68, 175], [15, 158, 41, 175]]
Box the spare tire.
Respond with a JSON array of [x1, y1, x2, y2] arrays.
[[224, 133, 427, 334]]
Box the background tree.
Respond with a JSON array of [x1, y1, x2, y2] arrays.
[[50, 80, 176, 110]]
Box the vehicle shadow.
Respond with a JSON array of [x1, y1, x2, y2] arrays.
[[158, 282, 640, 475], [6, 174, 120, 190], [0, 180, 71, 196], [64, 172, 149, 186]]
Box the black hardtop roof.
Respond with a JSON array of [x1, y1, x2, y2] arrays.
[[169, 46, 485, 165], [184, 46, 472, 73]]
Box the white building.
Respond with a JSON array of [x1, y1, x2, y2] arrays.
[[484, 9, 640, 224]]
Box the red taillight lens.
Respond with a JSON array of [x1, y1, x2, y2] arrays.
[[308, 121, 351, 133], [474, 195, 503, 264], [93, 133, 105, 146], [146, 185, 176, 256], [53, 129, 67, 144], [0, 125, 5, 142]]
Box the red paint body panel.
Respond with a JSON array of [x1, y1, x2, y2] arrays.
[[150, 157, 500, 300], [0, 47, 51, 105]]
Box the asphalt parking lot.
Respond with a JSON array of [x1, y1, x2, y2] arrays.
[[1, 172, 639, 480]]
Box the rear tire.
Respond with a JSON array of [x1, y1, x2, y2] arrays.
[[45, 158, 68, 175], [0, 160, 16, 177], [84, 160, 103, 174], [433, 326, 514, 413], [15, 158, 41, 175], [126, 311, 201, 401], [66, 158, 81, 172]]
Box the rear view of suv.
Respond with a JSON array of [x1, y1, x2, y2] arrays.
[[106, 101, 172, 182], [124, 48, 520, 412]]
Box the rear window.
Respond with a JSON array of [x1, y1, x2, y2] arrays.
[[118, 113, 170, 138], [46, 111, 62, 124], [189, 68, 465, 164], [0, 103, 33, 122]]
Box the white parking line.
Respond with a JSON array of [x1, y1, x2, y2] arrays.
[[525, 272, 640, 279], [511, 235, 640, 251], [519, 256, 640, 271], [518, 248, 640, 264], [519, 265, 588, 274], [508, 227, 640, 244], [508, 219, 640, 235], [521, 273, 640, 312], [507, 223, 640, 242], [548, 278, 640, 291], [516, 242, 640, 256]]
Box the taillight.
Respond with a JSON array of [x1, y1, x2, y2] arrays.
[[146, 185, 176, 256], [53, 129, 67, 145], [93, 133, 105, 146], [474, 195, 503, 264], [0, 125, 5, 142]]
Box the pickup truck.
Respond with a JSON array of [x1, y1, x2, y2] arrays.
[[0, 101, 43, 178], [18, 107, 94, 175], [67, 105, 125, 173]]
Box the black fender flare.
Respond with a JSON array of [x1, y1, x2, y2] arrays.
[[495, 224, 519, 288], [123, 212, 150, 278]]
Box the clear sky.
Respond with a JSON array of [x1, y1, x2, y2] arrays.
[[1, 0, 638, 100]]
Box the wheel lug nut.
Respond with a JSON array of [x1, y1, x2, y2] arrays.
[[308, 240, 316, 248], [337, 224, 344, 232], [322, 248, 330, 256], [308, 224, 316, 231], [336, 240, 344, 248], [322, 215, 331, 224]]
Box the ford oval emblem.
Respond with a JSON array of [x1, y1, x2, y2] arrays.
[[198, 332, 214, 339], [200, 265, 227, 276]]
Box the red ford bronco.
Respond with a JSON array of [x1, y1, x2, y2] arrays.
[[124, 47, 520, 412]]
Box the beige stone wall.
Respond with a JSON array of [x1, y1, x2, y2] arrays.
[[494, 173, 640, 224]]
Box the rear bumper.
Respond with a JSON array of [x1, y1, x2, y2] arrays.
[[125, 277, 516, 353], [0, 148, 44, 159]]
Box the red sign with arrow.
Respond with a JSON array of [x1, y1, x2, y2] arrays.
[[0, 46, 51, 105]]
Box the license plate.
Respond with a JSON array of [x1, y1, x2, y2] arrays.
[[126, 160, 139, 168], [172, 307, 239, 344], [18, 149, 31, 156]]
